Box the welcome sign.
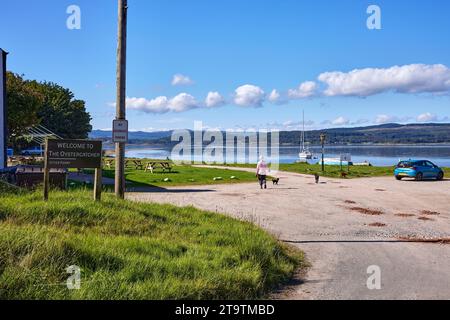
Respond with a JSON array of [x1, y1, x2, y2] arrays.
[[0, 49, 7, 169], [46, 139, 102, 169]]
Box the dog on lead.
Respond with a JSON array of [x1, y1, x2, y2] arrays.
[[272, 178, 280, 185]]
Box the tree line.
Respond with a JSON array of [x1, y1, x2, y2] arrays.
[[6, 72, 92, 150]]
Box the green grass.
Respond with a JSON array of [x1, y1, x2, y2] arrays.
[[279, 163, 395, 178], [0, 188, 304, 300], [222, 162, 395, 178], [99, 165, 258, 187], [0, 180, 25, 194], [223, 162, 450, 179]]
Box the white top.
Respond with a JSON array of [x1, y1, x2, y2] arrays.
[[256, 160, 269, 175]]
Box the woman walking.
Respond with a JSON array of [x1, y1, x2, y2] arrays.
[[256, 156, 269, 189]]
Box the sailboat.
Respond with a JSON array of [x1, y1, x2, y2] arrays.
[[298, 110, 313, 160]]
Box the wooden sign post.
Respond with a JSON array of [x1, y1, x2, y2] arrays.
[[94, 166, 102, 201], [43, 140, 50, 201], [44, 139, 103, 201]]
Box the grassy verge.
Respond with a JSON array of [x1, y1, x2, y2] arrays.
[[222, 162, 395, 178], [98, 165, 258, 187], [223, 162, 450, 179], [279, 163, 395, 178], [0, 188, 304, 299]]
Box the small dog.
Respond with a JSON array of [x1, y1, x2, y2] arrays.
[[340, 172, 348, 178], [315, 174, 320, 184], [272, 178, 280, 185]]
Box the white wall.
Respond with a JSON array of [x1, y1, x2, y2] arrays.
[[0, 50, 5, 169]]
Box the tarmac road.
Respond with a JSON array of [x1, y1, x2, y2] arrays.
[[127, 167, 450, 300]]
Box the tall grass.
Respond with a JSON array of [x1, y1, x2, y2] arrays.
[[0, 188, 303, 300]]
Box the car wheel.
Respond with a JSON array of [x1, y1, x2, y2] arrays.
[[437, 172, 444, 181], [415, 172, 423, 181], [395, 175, 402, 181]]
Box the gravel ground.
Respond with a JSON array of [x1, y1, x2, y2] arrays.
[[127, 166, 450, 300]]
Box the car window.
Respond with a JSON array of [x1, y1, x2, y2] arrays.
[[398, 161, 412, 168], [425, 161, 435, 167]]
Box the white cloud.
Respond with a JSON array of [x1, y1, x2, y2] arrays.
[[169, 93, 199, 112], [319, 64, 450, 97], [375, 114, 400, 124], [126, 93, 200, 114], [205, 91, 225, 108], [234, 84, 265, 107], [288, 81, 317, 99], [268, 89, 281, 103], [126, 96, 170, 113], [171, 74, 194, 86], [332, 116, 350, 126], [124, 91, 226, 114], [117, 63, 450, 115], [416, 112, 438, 123]]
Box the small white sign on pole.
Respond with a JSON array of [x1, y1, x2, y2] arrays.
[[112, 120, 128, 143], [340, 153, 352, 162]]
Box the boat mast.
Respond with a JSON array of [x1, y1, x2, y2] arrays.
[[302, 110, 305, 152]]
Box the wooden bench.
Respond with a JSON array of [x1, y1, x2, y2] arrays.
[[144, 161, 172, 173], [129, 159, 144, 170], [104, 159, 115, 169]]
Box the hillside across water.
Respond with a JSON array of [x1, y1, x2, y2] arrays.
[[90, 123, 450, 146]]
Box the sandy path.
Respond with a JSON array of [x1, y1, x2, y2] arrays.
[[127, 167, 450, 300]]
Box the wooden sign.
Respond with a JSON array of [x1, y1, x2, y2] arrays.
[[46, 139, 102, 169], [44, 139, 103, 201]]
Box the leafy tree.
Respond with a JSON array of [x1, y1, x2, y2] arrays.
[[6, 74, 92, 148], [5, 72, 43, 145], [28, 81, 92, 139]]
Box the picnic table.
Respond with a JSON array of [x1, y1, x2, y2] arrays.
[[128, 159, 144, 170], [7, 156, 39, 166], [104, 158, 115, 169], [144, 161, 173, 173]]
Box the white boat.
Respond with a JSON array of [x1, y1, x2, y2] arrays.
[[319, 158, 353, 166], [298, 110, 313, 160]]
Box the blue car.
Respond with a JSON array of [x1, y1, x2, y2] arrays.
[[394, 160, 444, 181], [21, 146, 44, 156]]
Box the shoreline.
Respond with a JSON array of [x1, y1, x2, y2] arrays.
[[103, 143, 450, 150]]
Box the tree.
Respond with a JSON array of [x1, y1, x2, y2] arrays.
[[6, 73, 93, 148], [5, 72, 43, 145], [29, 81, 92, 139]]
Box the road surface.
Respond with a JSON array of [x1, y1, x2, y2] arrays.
[[127, 167, 450, 300]]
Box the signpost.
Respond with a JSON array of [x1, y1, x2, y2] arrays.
[[0, 49, 7, 170], [44, 139, 103, 201], [340, 153, 352, 172], [115, 0, 128, 199], [113, 119, 128, 143]]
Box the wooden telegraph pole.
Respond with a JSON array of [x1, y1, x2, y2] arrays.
[[115, 0, 128, 199]]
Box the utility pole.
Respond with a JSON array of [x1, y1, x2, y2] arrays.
[[320, 133, 326, 172], [115, 0, 128, 199]]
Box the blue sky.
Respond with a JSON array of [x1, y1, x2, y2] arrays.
[[1, 0, 450, 132]]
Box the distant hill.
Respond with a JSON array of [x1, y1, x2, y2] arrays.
[[90, 123, 450, 146], [281, 123, 450, 145], [90, 130, 172, 142]]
